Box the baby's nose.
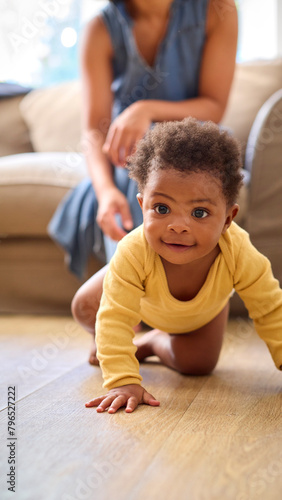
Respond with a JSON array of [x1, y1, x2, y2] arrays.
[[168, 217, 190, 233]]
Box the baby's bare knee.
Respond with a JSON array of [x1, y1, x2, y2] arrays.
[[169, 332, 222, 376], [71, 291, 80, 321], [181, 362, 216, 376], [71, 289, 98, 327], [172, 354, 218, 377]]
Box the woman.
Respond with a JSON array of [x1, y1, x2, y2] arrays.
[[49, 0, 238, 363]]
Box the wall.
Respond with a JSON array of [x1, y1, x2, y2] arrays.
[[238, 0, 282, 61]]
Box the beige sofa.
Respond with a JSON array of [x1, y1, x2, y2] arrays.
[[0, 59, 282, 315]]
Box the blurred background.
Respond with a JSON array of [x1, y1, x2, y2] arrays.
[[0, 0, 282, 89]]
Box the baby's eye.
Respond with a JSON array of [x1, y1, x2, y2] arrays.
[[154, 204, 170, 215], [192, 208, 209, 219]]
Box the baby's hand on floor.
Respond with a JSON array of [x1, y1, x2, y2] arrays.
[[85, 384, 160, 413]]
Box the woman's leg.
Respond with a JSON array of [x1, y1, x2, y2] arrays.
[[134, 303, 230, 375], [71, 264, 109, 364]]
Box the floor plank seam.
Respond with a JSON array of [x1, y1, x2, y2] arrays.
[[126, 377, 211, 496], [0, 360, 89, 411]]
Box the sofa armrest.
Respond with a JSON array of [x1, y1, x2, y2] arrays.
[[0, 152, 88, 237], [245, 89, 282, 284]]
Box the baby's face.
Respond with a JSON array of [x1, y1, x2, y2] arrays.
[[137, 168, 238, 267]]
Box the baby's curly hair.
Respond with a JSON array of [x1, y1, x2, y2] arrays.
[[128, 118, 243, 206]]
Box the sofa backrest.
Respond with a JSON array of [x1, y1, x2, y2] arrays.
[[1, 59, 281, 160], [221, 58, 282, 158]]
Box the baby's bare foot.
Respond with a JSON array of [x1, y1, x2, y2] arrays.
[[89, 335, 99, 366], [134, 329, 159, 361], [133, 322, 143, 333]]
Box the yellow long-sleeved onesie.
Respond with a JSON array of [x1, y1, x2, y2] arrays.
[[96, 223, 282, 389]]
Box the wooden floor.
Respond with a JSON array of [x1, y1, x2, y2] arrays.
[[1, 314, 282, 500]]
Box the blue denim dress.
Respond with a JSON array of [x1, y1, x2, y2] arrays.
[[48, 0, 209, 278]]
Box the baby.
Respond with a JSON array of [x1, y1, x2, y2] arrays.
[[83, 118, 282, 413]]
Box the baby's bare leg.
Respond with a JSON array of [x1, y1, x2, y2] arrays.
[[134, 303, 229, 375], [71, 265, 108, 365]]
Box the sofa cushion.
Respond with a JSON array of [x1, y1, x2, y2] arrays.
[[0, 152, 88, 236], [221, 58, 282, 159], [0, 95, 34, 157], [19, 81, 82, 153]]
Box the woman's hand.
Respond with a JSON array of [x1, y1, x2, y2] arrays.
[[103, 101, 151, 166], [96, 186, 133, 241], [85, 384, 160, 413]]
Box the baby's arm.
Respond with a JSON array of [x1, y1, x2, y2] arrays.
[[234, 230, 282, 370], [85, 384, 160, 414], [86, 232, 160, 413]]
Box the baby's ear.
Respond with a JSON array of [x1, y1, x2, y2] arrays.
[[222, 204, 239, 233], [136, 193, 143, 210]]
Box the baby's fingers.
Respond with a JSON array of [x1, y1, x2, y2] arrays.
[[85, 396, 105, 408], [108, 395, 128, 414], [96, 395, 118, 413], [85, 395, 115, 411], [142, 390, 160, 407], [125, 396, 139, 413]]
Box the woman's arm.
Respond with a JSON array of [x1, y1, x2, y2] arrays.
[[80, 15, 113, 194], [80, 16, 133, 239], [144, 0, 238, 123], [103, 0, 238, 165]]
